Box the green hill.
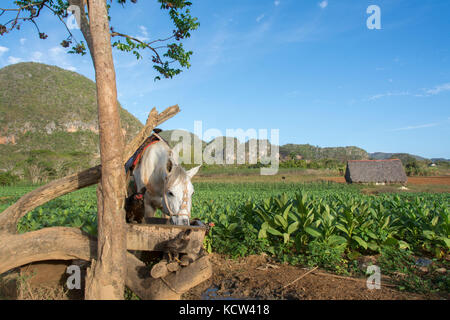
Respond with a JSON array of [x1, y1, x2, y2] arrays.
[[369, 152, 427, 161], [280, 144, 369, 161], [0, 62, 143, 183]]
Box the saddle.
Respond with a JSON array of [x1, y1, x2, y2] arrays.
[[125, 129, 166, 175]]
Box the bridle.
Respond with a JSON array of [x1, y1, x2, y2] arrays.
[[162, 175, 191, 220]]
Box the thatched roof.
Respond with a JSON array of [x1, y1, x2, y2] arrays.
[[345, 159, 407, 184]]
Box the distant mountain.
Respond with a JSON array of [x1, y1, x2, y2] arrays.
[[369, 152, 427, 161], [0, 62, 142, 181], [157, 133, 279, 164], [280, 144, 369, 161], [158, 129, 206, 149], [431, 158, 450, 163]]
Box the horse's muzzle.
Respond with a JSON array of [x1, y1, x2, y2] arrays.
[[170, 215, 190, 226]]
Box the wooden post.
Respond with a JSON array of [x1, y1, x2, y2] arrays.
[[84, 0, 127, 300]]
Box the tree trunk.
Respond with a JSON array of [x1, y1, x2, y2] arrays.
[[84, 0, 126, 300]]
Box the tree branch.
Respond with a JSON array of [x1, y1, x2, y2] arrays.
[[0, 227, 97, 275]]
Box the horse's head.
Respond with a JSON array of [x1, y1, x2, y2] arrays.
[[162, 160, 201, 226]]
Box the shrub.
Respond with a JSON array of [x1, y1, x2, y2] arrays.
[[0, 172, 19, 186]]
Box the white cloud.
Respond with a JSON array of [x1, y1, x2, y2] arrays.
[[390, 123, 439, 132], [274, 1, 281, 6], [426, 83, 450, 95], [136, 25, 150, 42], [367, 91, 410, 101], [367, 83, 450, 101], [0, 46, 9, 56], [256, 14, 265, 23], [7, 56, 22, 64], [31, 51, 43, 62], [318, 1, 328, 9], [20, 38, 26, 45], [49, 46, 64, 57], [48, 46, 77, 71]]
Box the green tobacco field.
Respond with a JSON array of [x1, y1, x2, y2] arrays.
[[1, 181, 449, 295]]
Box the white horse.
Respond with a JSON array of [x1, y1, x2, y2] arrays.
[[133, 140, 201, 225]]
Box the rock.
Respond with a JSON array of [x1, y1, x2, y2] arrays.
[[358, 255, 378, 272], [418, 266, 429, 274], [435, 268, 446, 274], [150, 260, 169, 279], [180, 255, 192, 267], [415, 257, 433, 267], [392, 272, 408, 279], [167, 261, 181, 273]]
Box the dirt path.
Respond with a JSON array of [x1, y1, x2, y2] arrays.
[[183, 254, 441, 300]]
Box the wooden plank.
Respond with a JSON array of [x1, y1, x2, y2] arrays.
[[126, 223, 206, 253]]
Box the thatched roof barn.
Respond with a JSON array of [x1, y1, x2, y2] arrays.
[[345, 159, 407, 184]]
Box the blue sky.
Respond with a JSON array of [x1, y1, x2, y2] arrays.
[[0, 0, 449, 158]]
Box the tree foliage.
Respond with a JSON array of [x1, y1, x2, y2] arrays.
[[0, 0, 200, 80]]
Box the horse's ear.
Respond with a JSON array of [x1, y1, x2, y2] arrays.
[[166, 158, 173, 174], [186, 165, 201, 179]]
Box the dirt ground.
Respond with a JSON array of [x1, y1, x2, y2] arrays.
[[0, 254, 446, 300], [182, 254, 444, 300]]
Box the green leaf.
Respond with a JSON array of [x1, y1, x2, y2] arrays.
[[274, 215, 288, 229], [283, 233, 290, 244], [439, 237, 450, 249], [266, 226, 283, 237], [282, 203, 293, 221], [422, 230, 435, 240], [305, 227, 321, 238], [367, 242, 379, 252], [258, 228, 267, 239], [328, 235, 347, 246], [366, 230, 378, 240], [287, 221, 300, 235], [335, 224, 349, 235], [353, 236, 368, 250], [383, 237, 398, 247], [431, 216, 439, 227], [398, 240, 410, 250]]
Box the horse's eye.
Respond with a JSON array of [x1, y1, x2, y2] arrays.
[[168, 191, 174, 197]]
